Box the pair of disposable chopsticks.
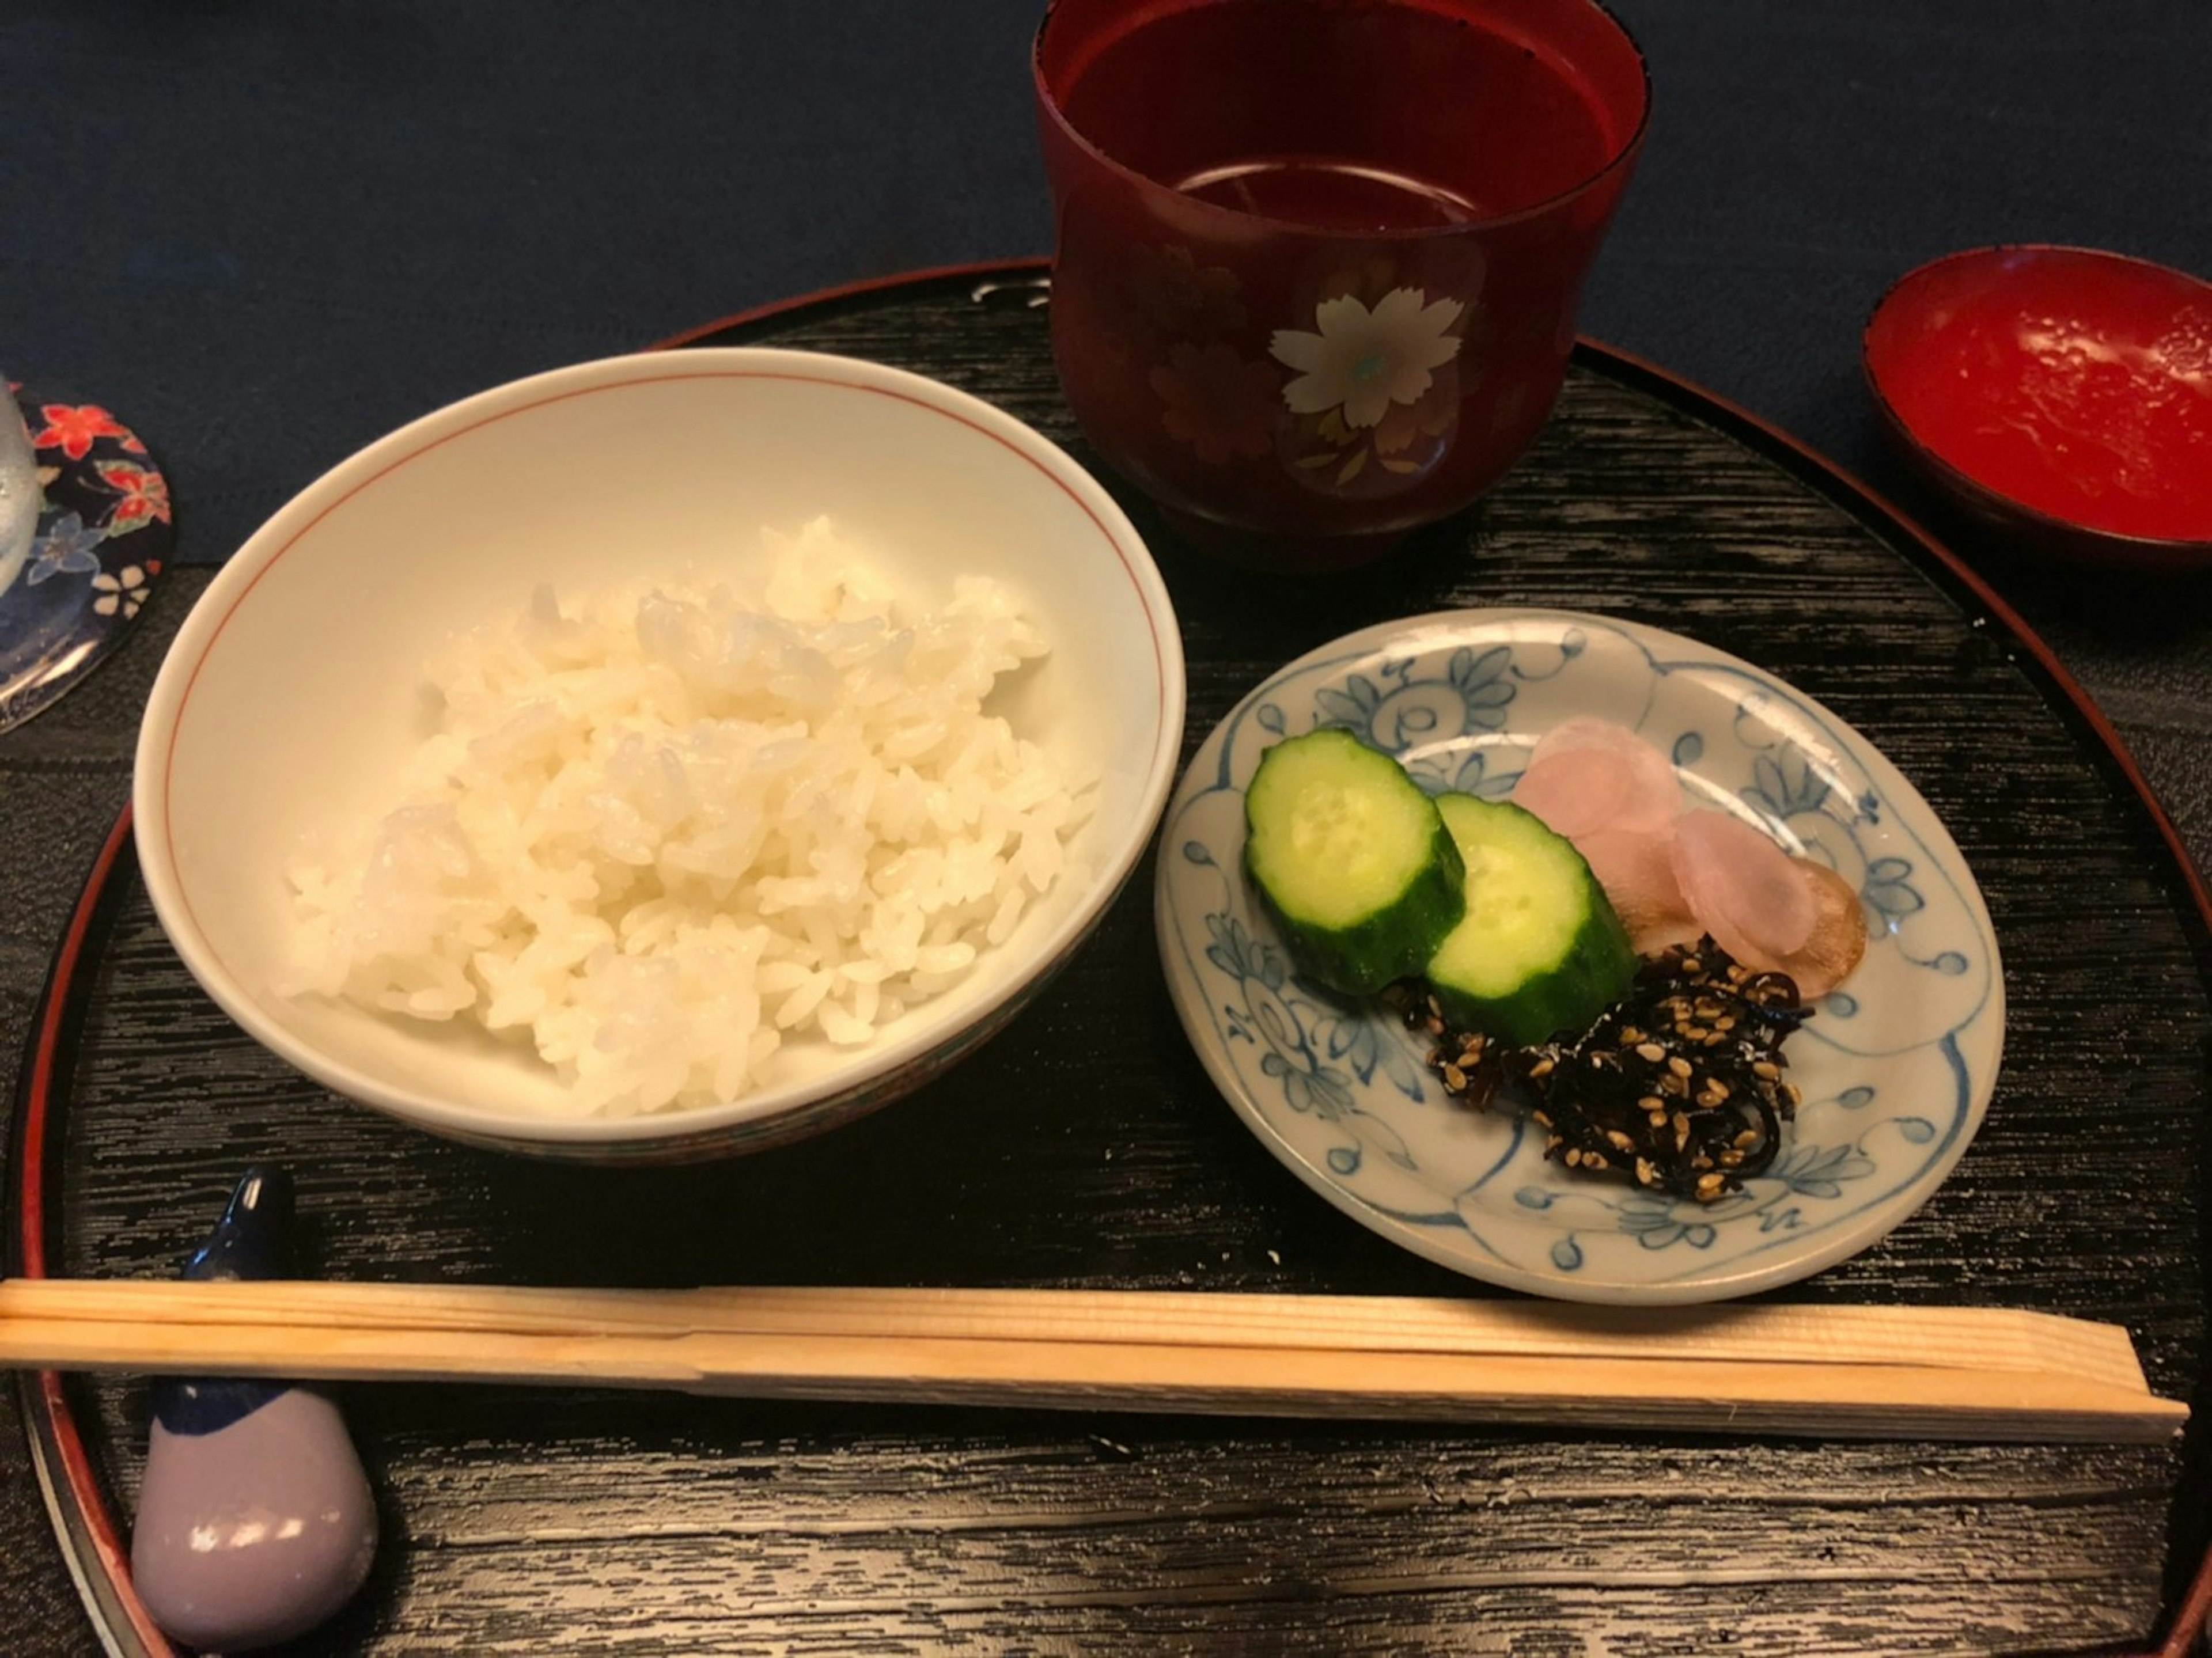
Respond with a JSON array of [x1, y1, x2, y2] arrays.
[[0, 1279, 2187, 1444]]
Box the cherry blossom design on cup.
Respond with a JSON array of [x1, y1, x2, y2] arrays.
[[1129, 242, 1248, 339], [1150, 339, 1279, 465], [1271, 279, 1476, 492], [1138, 255, 1482, 498]]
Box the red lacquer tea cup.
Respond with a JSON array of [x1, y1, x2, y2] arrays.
[[1033, 0, 1649, 569]]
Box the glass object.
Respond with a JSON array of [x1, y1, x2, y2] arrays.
[[1033, 0, 1649, 569], [0, 382, 39, 596], [0, 385, 170, 733]]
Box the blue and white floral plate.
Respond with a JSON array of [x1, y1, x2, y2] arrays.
[[1154, 610, 2004, 1304]]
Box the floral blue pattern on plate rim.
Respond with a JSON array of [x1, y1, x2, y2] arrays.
[[1153, 609, 2005, 1304]]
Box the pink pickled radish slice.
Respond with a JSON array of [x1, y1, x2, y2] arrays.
[[1528, 716, 1647, 764], [1670, 810, 1818, 970], [1775, 859, 1868, 998], [1512, 746, 1638, 839], [1577, 826, 1702, 955], [1525, 718, 1682, 833]]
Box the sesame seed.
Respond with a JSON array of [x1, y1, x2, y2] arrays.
[[1752, 1060, 1781, 1080], [1667, 1056, 1694, 1079], [1635, 1042, 1666, 1063], [1529, 1057, 1555, 1079], [1442, 1064, 1467, 1091], [1606, 1130, 1635, 1153], [1636, 1158, 1656, 1186]]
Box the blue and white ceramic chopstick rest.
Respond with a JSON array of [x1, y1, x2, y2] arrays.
[[130, 1168, 378, 1650]]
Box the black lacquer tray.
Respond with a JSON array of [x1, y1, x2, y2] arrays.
[[13, 263, 2211, 1655]]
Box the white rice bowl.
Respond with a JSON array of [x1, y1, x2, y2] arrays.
[[135, 350, 1184, 1160]]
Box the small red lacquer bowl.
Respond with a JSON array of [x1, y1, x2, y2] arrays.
[[1863, 245, 2212, 572], [1033, 0, 1650, 571]]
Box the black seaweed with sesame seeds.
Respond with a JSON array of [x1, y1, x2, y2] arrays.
[[1392, 939, 1810, 1204]]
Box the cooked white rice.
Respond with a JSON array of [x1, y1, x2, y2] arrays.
[[285, 518, 1094, 1117]]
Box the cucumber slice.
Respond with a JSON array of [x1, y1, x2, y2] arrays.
[[1425, 793, 1636, 1046], [1243, 730, 1466, 995]]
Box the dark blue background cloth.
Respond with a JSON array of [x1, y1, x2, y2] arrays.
[[5, 0, 2209, 571]]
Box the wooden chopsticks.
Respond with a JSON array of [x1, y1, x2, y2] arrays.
[[0, 1280, 2187, 1444]]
